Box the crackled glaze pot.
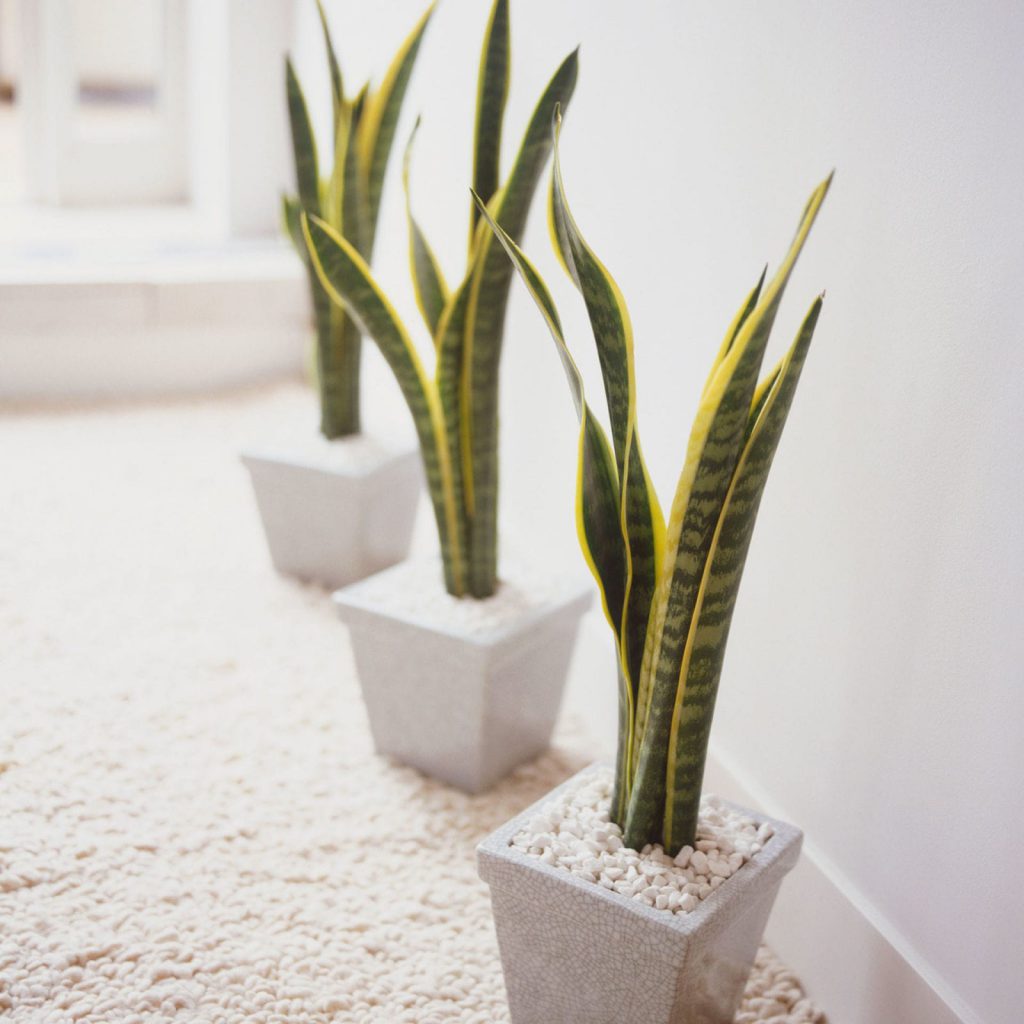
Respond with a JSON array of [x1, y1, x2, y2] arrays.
[[334, 559, 591, 793], [477, 763, 803, 1024]]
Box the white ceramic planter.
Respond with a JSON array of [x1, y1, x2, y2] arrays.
[[478, 763, 803, 1024], [333, 559, 592, 793], [241, 434, 421, 590]]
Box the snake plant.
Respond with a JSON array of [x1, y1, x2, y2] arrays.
[[477, 110, 831, 853], [301, 0, 579, 598], [283, 1, 433, 439]]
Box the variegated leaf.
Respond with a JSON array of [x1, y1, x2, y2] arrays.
[[459, 47, 579, 596], [626, 175, 831, 846], [285, 58, 320, 216], [403, 120, 450, 339], [434, 280, 474, 587], [303, 213, 465, 592], [548, 109, 665, 748], [474, 192, 633, 817], [662, 296, 823, 852], [356, 3, 435, 258], [315, 0, 344, 131], [469, 0, 509, 247]]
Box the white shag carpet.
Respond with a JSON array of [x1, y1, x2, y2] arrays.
[[0, 384, 825, 1023]]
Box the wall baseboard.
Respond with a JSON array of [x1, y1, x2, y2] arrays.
[[704, 746, 979, 1024]]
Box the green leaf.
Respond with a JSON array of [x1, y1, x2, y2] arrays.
[[322, 104, 366, 438], [302, 213, 465, 590], [547, 109, 665, 795], [459, 47, 580, 597], [323, 99, 350, 233], [356, 2, 435, 258], [284, 193, 360, 436], [630, 268, 766, 777], [469, 0, 510, 247], [285, 58, 320, 216], [282, 193, 305, 256], [315, 0, 344, 130], [663, 296, 824, 852], [706, 266, 767, 390], [341, 87, 370, 256], [403, 119, 450, 339], [434, 280, 474, 588], [318, 306, 363, 438], [475, 191, 633, 817], [625, 174, 831, 848], [315, 90, 368, 437]]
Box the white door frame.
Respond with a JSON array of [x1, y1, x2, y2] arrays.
[[20, 0, 189, 206]]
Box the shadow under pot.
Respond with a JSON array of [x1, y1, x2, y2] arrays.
[[477, 762, 803, 1024], [333, 557, 592, 794], [241, 433, 421, 590]]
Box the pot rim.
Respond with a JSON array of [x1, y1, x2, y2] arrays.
[[241, 434, 420, 481], [332, 559, 593, 647], [477, 761, 803, 941]]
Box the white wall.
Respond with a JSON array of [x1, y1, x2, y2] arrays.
[[295, 2, 1024, 1021]]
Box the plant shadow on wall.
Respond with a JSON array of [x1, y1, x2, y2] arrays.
[[477, 108, 832, 855]]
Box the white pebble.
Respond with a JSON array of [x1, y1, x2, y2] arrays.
[[514, 769, 772, 917]]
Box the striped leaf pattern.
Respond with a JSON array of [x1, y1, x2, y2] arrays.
[[434, 281, 475, 590], [314, 0, 344, 130], [403, 121, 450, 338], [292, 0, 575, 599], [341, 89, 370, 257], [631, 269, 765, 771], [303, 215, 465, 593], [285, 59, 320, 216], [356, 3, 436, 258], [479, 111, 832, 850], [469, 0, 509, 246], [663, 297, 824, 850], [284, 3, 433, 438], [459, 47, 579, 596], [624, 175, 831, 847], [547, 110, 664, 811], [290, 0, 578, 598], [473, 193, 638, 817]]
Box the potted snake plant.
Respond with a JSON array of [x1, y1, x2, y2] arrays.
[[243, 0, 431, 590], [300, 0, 590, 793], [474, 110, 831, 1023]]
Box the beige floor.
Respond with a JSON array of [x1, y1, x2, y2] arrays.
[[0, 383, 825, 1023]]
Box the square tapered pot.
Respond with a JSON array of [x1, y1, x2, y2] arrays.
[[477, 763, 803, 1024], [241, 434, 421, 590], [333, 559, 592, 793]]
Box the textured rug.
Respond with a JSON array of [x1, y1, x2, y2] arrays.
[[0, 385, 825, 1023]]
